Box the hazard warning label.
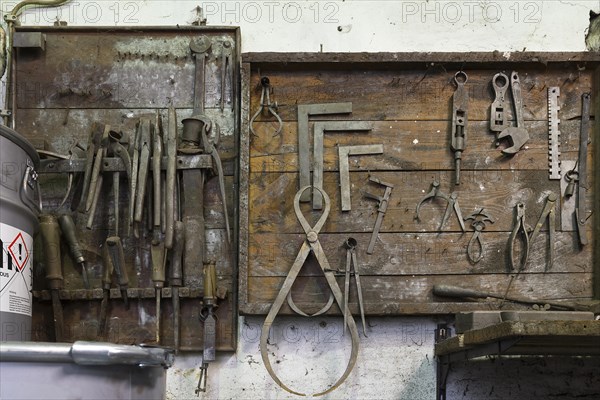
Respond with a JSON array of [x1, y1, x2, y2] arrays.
[[0, 223, 33, 316]]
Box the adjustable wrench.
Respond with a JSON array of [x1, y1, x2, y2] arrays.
[[497, 72, 529, 155]]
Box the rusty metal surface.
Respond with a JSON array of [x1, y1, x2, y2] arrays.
[[16, 26, 240, 351]]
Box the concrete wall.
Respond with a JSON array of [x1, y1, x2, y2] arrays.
[[2, 1, 600, 399]]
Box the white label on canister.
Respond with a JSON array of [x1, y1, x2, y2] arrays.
[[0, 223, 33, 316]]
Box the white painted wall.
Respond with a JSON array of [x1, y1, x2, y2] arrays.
[[2, 1, 600, 399]]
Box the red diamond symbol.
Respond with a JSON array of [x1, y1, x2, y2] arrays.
[[8, 233, 29, 272]]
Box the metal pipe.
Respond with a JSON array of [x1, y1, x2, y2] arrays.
[[0, 341, 175, 367], [3, 0, 71, 127]]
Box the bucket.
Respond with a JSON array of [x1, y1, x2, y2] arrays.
[[0, 124, 40, 341]]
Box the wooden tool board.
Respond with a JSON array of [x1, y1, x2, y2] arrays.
[[239, 53, 600, 316], [13, 26, 240, 351]]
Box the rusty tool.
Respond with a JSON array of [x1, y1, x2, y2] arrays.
[[165, 106, 178, 249], [260, 186, 359, 396], [134, 119, 152, 235], [196, 262, 217, 394], [464, 209, 494, 264], [108, 129, 132, 236], [489, 72, 509, 133], [220, 41, 233, 112], [508, 202, 529, 272], [58, 214, 90, 289], [312, 121, 373, 209], [497, 71, 529, 155], [170, 221, 185, 352], [529, 193, 557, 271], [343, 238, 367, 337], [129, 122, 141, 232], [78, 124, 103, 212], [415, 181, 465, 232], [433, 284, 600, 312], [338, 144, 383, 212], [86, 125, 110, 229], [364, 177, 394, 255], [575, 93, 592, 246], [249, 76, 283, 137], [98, 242, 114, 337], [548, 87, 562, 180], [105, 236, 129, 309], [450, 71, 468, 185], [39, 214, 64, 342], [297, 103, 353, 202], [151, 112, 165, 344]]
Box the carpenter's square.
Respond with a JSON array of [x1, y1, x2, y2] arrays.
[[312, 121, 373, 209], [297, 103, 352, 203], [338, 144, 383, 212]]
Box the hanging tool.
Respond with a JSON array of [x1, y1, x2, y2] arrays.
[[433, 284, 600, 312], [575, 93, 592, 246], [508, 202, 529, 272], [37, 141, 85, 210], [39, 214, 64, 342], [133, 119, 152, 237], [220, 41, 233, 112], [170, 221, 185, 352], [548, 87, 561, 180], [489, 72, 509, 134], [464, 209, 494, 264], [363, 177, 394, 255], [86, 125, 110, 229], [129, 122, 141, 232], [338, 144, 384, 212], [196, 262, 217, 394], [249, 76, 283, 137], [450, 71, 468, 185], [98, 242, 114, 337], [200, 124, 231, 243], [105, 236, 130, 309], [260, 186, 359, 397], [57, 214, 90, 289], [165, 106, 177, 249], [297, 103, 353, 202], [78, 124, 103, 212], [108, 129, 132, 236], [151, 112, 165, 344], [529, 193, 557, 271], [415, 181, 466, 232], [497, 71, 529, 155], [312, 121, 373, 209], [181, 37, 215, 153], [343, 238, 367, 337]]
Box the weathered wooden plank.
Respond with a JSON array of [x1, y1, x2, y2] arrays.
[[249, 120, 593, 172], [246, 273, 592, 313], [247, 68, 592, 122], [247, 232, 591, 277], [243, 52, 600, 64], [247, 170, 580, 233], [15, 29, 239, 110]]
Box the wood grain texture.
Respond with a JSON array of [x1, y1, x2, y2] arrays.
[[240, 56, 598, 316], [247, 67, 593, 122]]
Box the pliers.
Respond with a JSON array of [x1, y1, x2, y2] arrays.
[[415, 181, 466, 232], [508, 202, 529, 272], [529, 193, 556, 271]]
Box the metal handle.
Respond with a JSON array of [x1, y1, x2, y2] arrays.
[[20, 164, 41, 215]]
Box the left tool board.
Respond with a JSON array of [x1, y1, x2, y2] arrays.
[[12, 26, 240, 351]]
